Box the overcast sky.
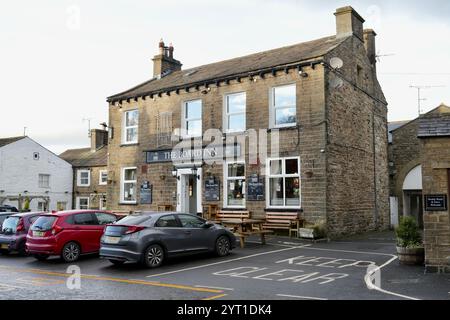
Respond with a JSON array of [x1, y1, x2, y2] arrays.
[[1, 0, 449, 154]]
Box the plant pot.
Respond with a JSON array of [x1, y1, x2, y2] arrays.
[[396, 246, 425, 265]]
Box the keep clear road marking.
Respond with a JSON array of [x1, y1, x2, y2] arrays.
[[277, 294, 328, 301], [146, 244, 312, 278]]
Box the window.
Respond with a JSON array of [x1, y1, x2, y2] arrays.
[[267, 157, 301, 208], [270, 84, 297, 128], [121, 167, 137, 203], [99, 170, 108, 185], [99, 196, 107, 210], [95, 212, 117, 225], [122, 109, 139, 144], [224, 162, 246, 208], [74, 213, 97, 225], [224, 92, 246, 133], [77, 170, 90, 187], [76, 197, 90, 210], [57, 202, 67, 211], [178, 215, 205, 228], [38, 174, 50, 188], [37, 202, 47, 212], [183, 100, 202, 137], [155, 215, 180, 228]]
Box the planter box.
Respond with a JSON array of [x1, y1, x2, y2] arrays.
[[299, 228, 317, 239], [396, 246, 425, 266]]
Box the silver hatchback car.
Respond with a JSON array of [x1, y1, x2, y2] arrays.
[[99, 212, 237, 268]]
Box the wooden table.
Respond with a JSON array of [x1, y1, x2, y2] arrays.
[[218, 219, 273, 248], [203, 204, 219, 220]]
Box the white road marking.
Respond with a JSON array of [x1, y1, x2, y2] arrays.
[[195, 285, 234, 291], [364, 256, 420, 301], [277, 294, 328, 300], [300, 246, 396, 257], [146, 245, 311, 278]]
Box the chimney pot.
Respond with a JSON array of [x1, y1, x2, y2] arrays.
[[152, 39, 182, 78], [335, 6, 365, 41]]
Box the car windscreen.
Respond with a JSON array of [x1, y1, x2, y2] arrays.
[[115, 214, 151, 226], [31, 216, 57, 231], [1, 217, 19, 234]]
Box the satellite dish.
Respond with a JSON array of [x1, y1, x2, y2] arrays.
[[330, 57, 344, 69], [329, 77, 344, 90]]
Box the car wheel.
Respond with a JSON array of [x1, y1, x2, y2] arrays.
[[215, 235, 231, 257], [142, 244, 164, 268], [18, 242, 27, 256], [61, 242, 81, 263], [109, 259, 125, 266], [34, 254, 49, 261]]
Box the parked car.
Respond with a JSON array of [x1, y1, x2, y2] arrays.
[[0, 205, 19, 213], [26, 210, 119, 262], [0, 212, 43, 255], [0, 212, 13, 226], [99, 212, 237, 268]]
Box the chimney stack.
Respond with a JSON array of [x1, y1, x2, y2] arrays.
[[334, 6, 365, 42], [363, 29, 377, 70], [152, 39, 182, 78], [90, 128, 108, 152]]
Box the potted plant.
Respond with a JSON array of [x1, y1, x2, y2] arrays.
[[395, 216, 424, 265], [299, 220, 327, 240]]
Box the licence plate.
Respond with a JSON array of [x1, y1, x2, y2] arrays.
[[104, 236, 121, 244], [0, 244, 8, 249], [33, 231, 44, 237]]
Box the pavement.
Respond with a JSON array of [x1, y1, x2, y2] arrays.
[[0, 231, 448, 300]]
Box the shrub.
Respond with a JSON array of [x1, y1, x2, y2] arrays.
[[395, 216, 422, 248]]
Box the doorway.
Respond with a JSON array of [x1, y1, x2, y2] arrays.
[[176, 167, 202, 216], [403, 190, 424, 229]]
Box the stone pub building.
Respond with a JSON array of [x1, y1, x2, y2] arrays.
[[106, 7, 389, 237]]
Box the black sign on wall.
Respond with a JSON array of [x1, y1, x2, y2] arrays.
[[247, 174, 265, 201], [425, 195, 448, 212], [205, 177, 220, 201], [140, 181, 153, 205]]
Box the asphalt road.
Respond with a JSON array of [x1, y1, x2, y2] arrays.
[[0, 233, 448, 300]]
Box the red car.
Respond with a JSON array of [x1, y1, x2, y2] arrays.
[[26, 210, 119, 262]]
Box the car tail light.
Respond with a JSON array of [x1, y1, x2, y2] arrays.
[[51, 224, 64, 235], [16, 218, 25, 232], [124, 226, 145, 235]]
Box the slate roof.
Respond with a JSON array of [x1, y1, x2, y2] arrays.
[[0, 136, 26, 148], [59, 146, 107, 167], [418, 115, 450, 138], [107, 35, 349, 102]]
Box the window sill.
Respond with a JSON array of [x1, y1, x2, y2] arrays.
[[119, 202, 138, 205], [77, 185, 91, 188], [265, 207, 302, 212], [120, 143, 139, 147], [268, 125, 298, 131]]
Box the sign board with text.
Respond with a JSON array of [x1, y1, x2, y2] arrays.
[[425, 194, 448, 212]]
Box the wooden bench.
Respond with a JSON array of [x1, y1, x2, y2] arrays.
[[216, 210, 250, 222], [262, 212, 302, 237]]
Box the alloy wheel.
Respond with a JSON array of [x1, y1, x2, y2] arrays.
[[216, 236, 230, 257], [62, 242, 80, 262], [145, 245, 164, 268]]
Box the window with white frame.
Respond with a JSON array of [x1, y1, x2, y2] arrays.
[[270, 84, 297, 128], [37, 201, 47, 212], [224, 92, 246, 133], [99, 170, 108, 185], [183, 100, 202, 137], [121, 167, 137, 203], [267, 157, 301, 208], [76, 197, 89, 210], [122, 109, 139, 144], [77, 170, 90, 187], [38, 174, 50, 188], [224, 162, 246, 208]]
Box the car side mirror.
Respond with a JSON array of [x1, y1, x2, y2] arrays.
[[203, 222, 214, 229]]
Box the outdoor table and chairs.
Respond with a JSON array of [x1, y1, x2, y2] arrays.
[[216, 218, 274, 248]]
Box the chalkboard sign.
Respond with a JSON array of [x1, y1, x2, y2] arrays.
[[425, 195, 447, 212], [247, 174, 265, 201], [205, 177, 220, 201], [140, 181, 152, 204]]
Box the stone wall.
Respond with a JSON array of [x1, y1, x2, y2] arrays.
[[421, 137, 450, 272], [73, 166, 108, 209], [324, 36, 389, 236]]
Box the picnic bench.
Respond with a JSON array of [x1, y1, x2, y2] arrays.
[[215, 210, 273, 248], [262, 212, 303, 237]]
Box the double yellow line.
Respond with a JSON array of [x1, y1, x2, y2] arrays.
[[0, 265, 227, 299]]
